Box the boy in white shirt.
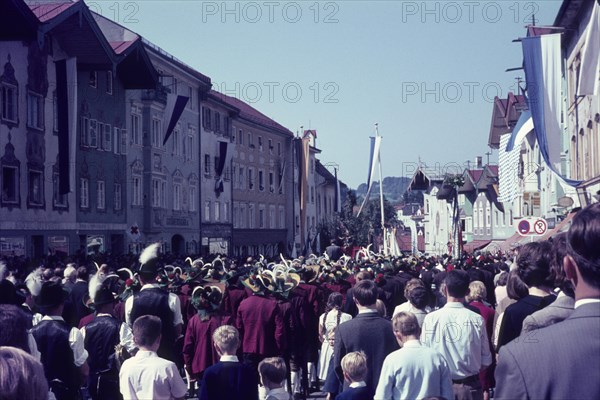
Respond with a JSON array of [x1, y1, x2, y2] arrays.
[[119, 315, 187, 400]]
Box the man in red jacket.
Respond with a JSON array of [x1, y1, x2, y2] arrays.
[[236, 273, 285, 371]]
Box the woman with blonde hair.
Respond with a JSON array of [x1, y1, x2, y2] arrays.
[[0, 346, 49, 400]]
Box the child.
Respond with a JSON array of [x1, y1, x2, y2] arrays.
[[335, 351, 373, 400], [199, 325, 258, 400], [258, 357, 292, 400], [119, 315, 187, 400]]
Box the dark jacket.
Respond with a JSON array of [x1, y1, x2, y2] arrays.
[[333, 312, 399, 390], [335, 385, 374, 400], [495, 303, 600, 400], [199, 360, 259, 400], [236, 295, 284, 356], [497, 294, 555, 348]]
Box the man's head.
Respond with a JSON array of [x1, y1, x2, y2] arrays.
[[444, 269, 470, 299], [353, 279, 378, 307], [132, 315, 162, 350], [258, 357, 287, 389], [516, 241, 554, 289], [565, 203, 600, 296], [341, 351, 368, 384], [212, 325, 240, 356], [392, 311, 421, 345], [76, 267, 88, 281], [63, 264, 77, 283]]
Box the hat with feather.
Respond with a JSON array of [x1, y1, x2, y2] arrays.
[[25, 268, 44, 298], [138, 243, 162, 277], [191, 283, 225, 321], [87, 272, 119, 308], [269, 264, 301, 298], [184, 257, 205, 282], [241, 268, 273, 295]]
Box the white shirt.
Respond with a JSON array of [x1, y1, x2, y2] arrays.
[[420, 302, 492, 379], [124, 284, 183, 327], [220, 355, 239, 362], [319, 309, 352, 339], [575, 298, 600, 308], [392, 302, 431, 327], [119, 350, 187, 400], [374, 340, 453, 400], [40, 315, 88, 367], [265, 387, 290, 400], [349, 381, 367, 388]]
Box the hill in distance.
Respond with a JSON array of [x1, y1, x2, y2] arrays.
[[354, 176, 412, 203]]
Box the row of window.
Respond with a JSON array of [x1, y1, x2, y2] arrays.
[[88, 71, 113, 95], [202, 107, 230, 136], [1, 85, 49, 131], [232, 126, 282, 156], [231, 164, 283, 194], [232, 202, 285, 229], [79, 178, 122, 212], [203, 200, 230, 223], [80, 116, 127, 154]]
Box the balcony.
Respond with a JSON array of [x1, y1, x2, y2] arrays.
[[142, 83, 168, 105]]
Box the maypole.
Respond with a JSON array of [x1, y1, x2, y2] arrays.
[[375, 124, 388, 256]]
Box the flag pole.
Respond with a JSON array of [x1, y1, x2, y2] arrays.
[[376, 123, 387, 256]]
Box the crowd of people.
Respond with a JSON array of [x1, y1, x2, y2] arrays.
[[0, 202, 599, 400]]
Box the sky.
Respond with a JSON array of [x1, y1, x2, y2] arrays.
[[100, 0, 564, 188]]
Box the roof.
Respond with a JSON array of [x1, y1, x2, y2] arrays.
[[488, 93, 527, 149], [315, 160, 336, 184], [143, 38, 211, 86], [468, 169, 484, 183], [27, 1, 76, 22], [209, 90, 293, 136], [1, 0, 38, 40]]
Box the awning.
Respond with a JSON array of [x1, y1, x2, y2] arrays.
[[463, 240, 491, 254], [540, 211, 577, 240]]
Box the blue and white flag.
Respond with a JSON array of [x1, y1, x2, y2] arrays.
[[578, 0, 599, 96], [522, 33, 581, 186], [498, 134, 522, 203], [357, 136, 382, 216]]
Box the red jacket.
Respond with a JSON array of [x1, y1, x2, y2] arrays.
[[236, 295, 284, 357], [183, 313, 232, 377]]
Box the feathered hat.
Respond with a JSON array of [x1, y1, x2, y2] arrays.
[[138, 243, 161, 276], [191, 283, 225, 321], [25, 268, 44, 297], [88, 272, 119, 308]]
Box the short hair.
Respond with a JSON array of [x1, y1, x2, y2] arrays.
[[353, 279, 378, 306], [341, 351, 368, 382], [0, 346, 48, 400], [444, 269, 470, 298], [496, 271, 509, 287], [355, 270, 373, 281], [506, 269, 528, 300], [466, 281, 487, 303], [393, 311, 421, 337], [76, 266, 88, 281], [516, 241, 554, 288], [0, 305, 30, 353], [567, 203, 600, 290], [403, 278, 425, 300], [63, 265, 76, 279], [549, 233, 574, 297], [212, 325, 240, 354], [258, 357, 287, 385], [407, 285, 429, 310], [132, 315, 162, 347]]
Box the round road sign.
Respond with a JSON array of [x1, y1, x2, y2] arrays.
[[533, 219, 548, 235], [518, 220, 530, 235]]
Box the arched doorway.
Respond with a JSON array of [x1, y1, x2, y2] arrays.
[[171, 234, 185, 255]]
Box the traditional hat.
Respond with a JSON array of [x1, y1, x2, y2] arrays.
[[191, 283, 225, 320], [35, 281, 68, 309], [138, 242, 161, 276], [25, 268, 44, 297], [269, 265, 301, 298], [184, 257, 205, 281], [87, 272, 119, 308], [241, 270, 273, 295]]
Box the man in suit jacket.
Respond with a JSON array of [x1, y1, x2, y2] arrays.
[[334, 279, 399, 392], [326, 240, 343, 262], [495, 203, 600, 400]]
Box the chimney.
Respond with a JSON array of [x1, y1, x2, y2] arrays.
[[475, 156, 483, 169]]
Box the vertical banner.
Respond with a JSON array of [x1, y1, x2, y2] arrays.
[[522, 33, 581, 186], [578, 0, 600, 96], [214, 141, 228, 194], [163, 94, 189, 146], [55, 59, 70, 194], [357, 136, 382, 216], [334, 167, 341, 212]]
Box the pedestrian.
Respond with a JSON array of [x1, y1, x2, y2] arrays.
[[335, 351, 373, 400], [259, 357, 292, 400], [119, 315, 187, 400], [375, 312, 453, 400]]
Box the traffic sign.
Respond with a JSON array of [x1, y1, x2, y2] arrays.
[[516, 218, 548, 236]]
